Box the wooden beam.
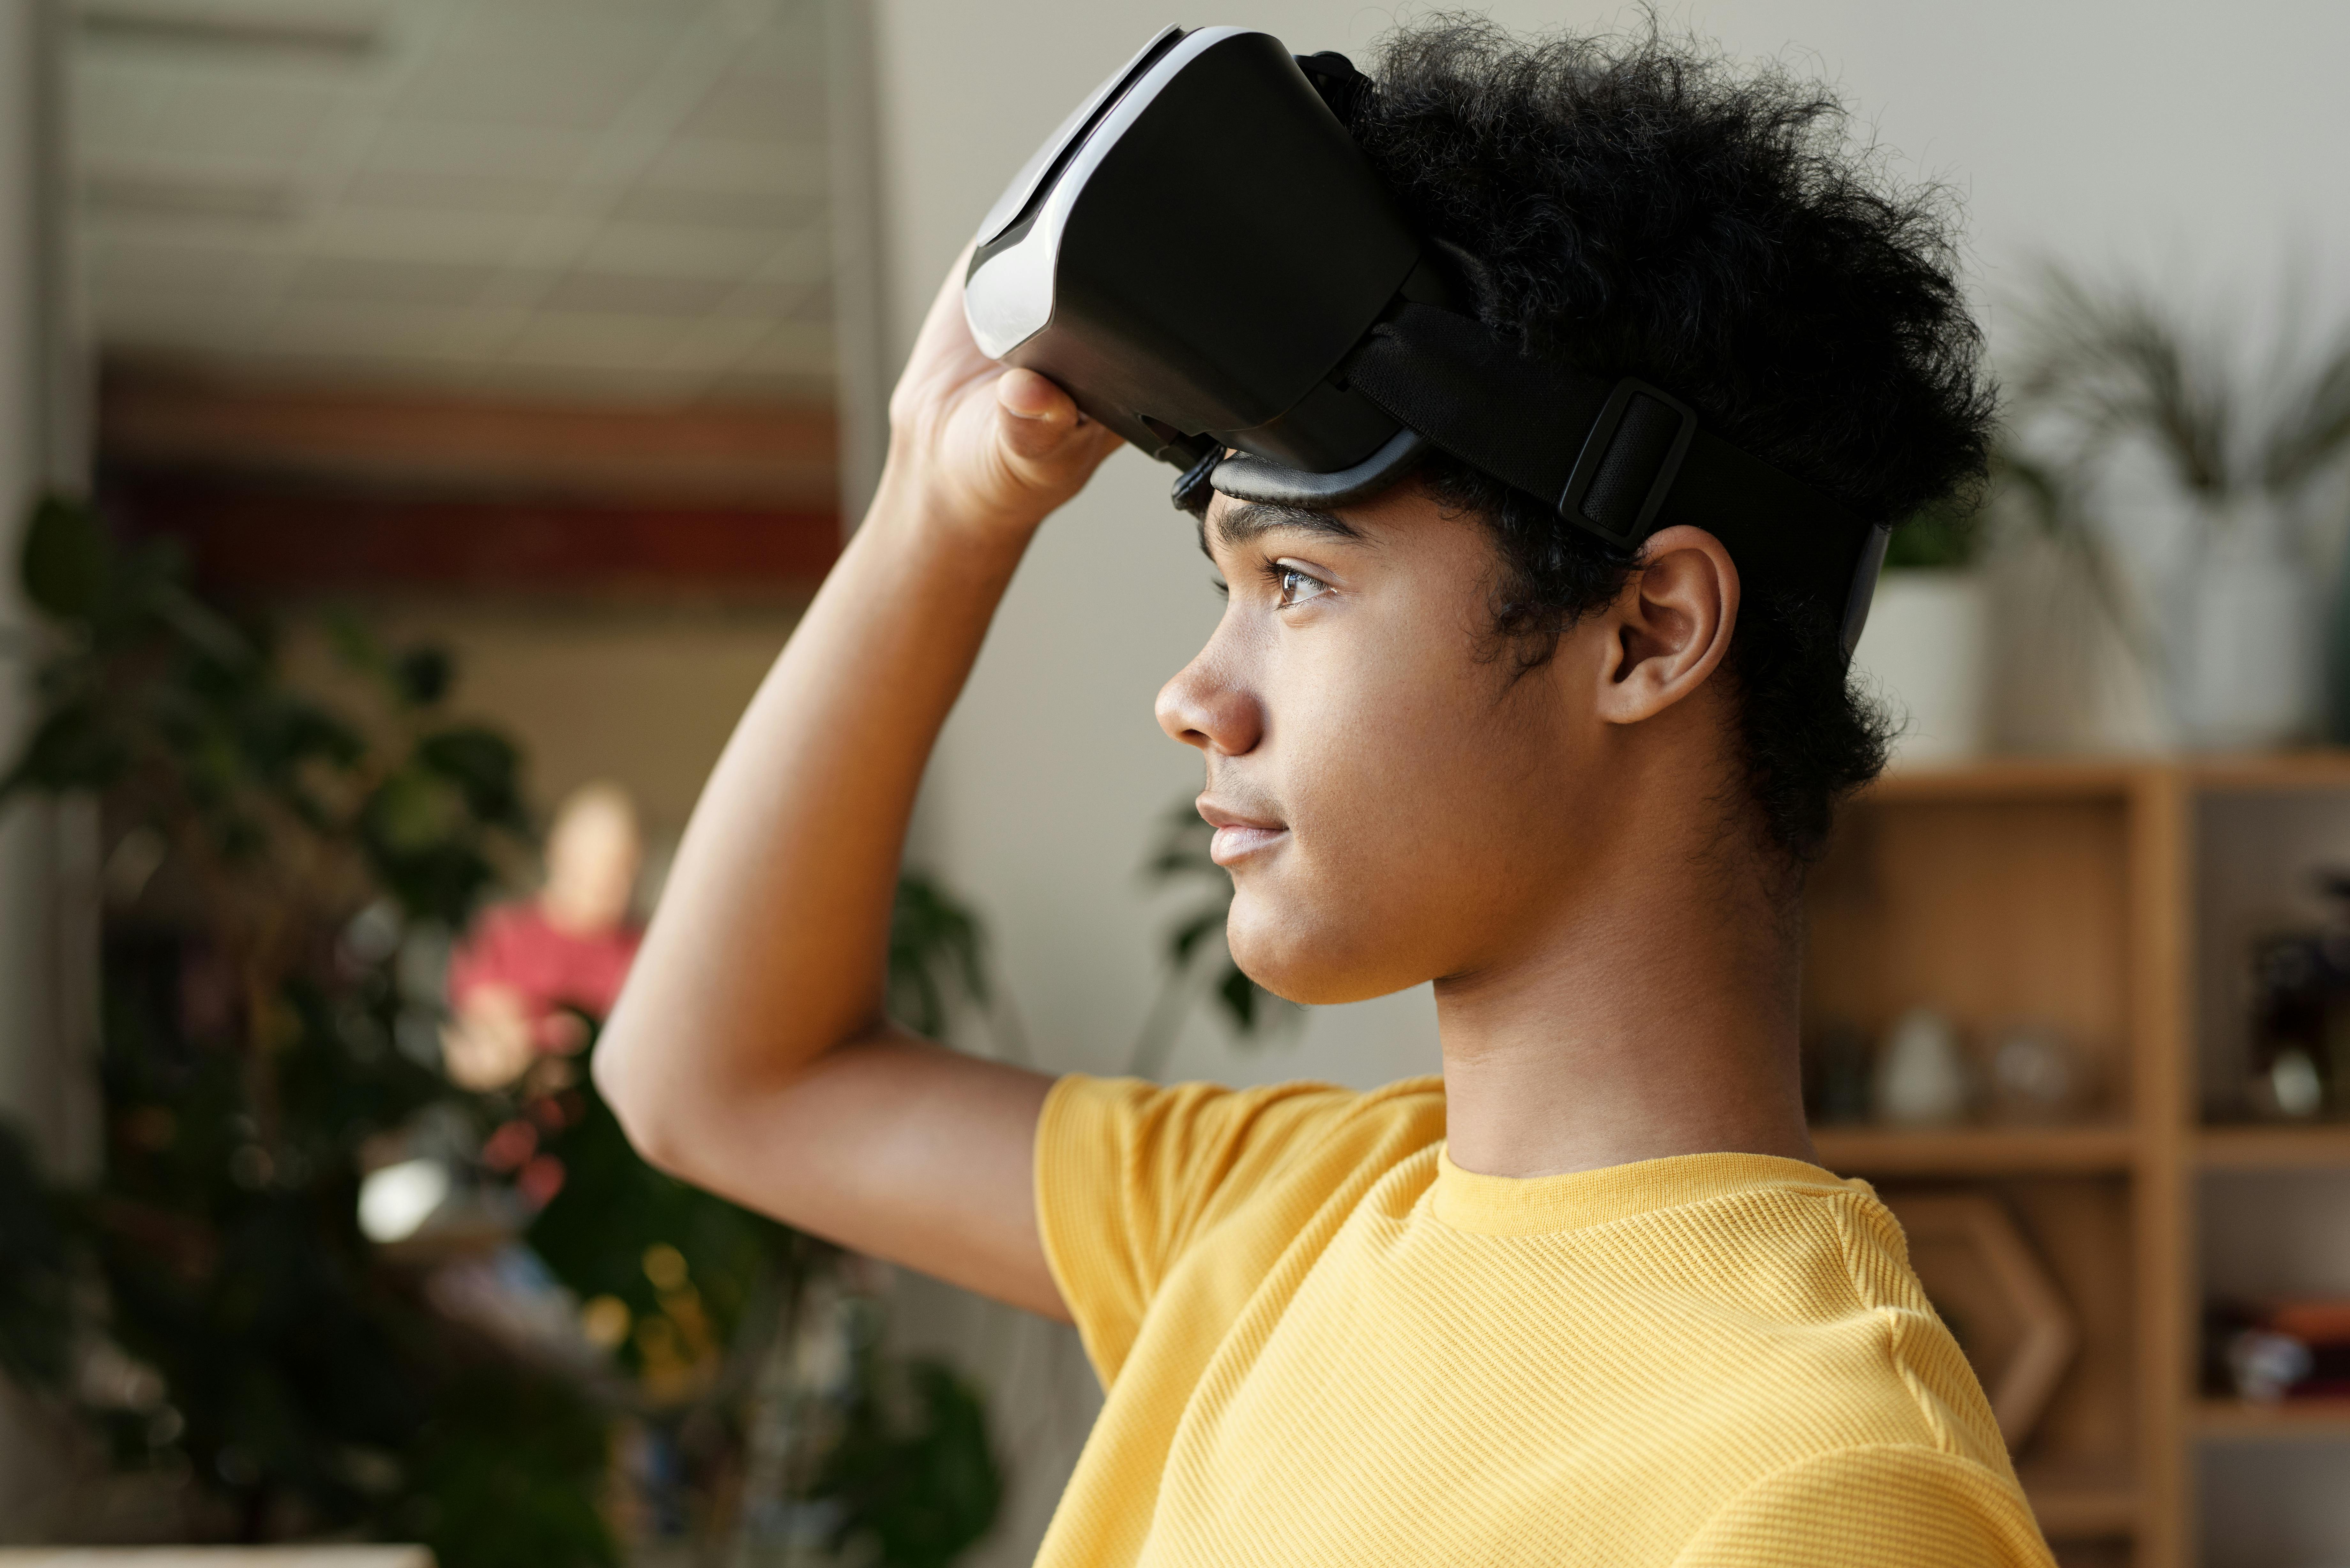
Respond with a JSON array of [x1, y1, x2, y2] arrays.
[[2130, 765, 2193, 1568], [103, 475, 838, 598], [98, 362, 840, 509]]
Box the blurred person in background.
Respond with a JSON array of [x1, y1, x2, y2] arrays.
[[444, 780, 645, 1091], [597, 17, 2051, 1568]]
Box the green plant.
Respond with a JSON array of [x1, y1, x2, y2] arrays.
[[4, 495, 604, 1555], [1129, 796, 1297, 1078], [812, 1332, 1003, 1568], [2011, 267, 2350, 507], [2002, 269, 2350, 742], [2, 496, 1002, 1564], [0, 1121, 72, 1391], [494, 1042, 1004, 1567], [891, 874, 992, 1043], [1883, 490, 1979, 570]]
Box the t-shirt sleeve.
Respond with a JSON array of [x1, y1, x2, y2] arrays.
[[1671, 1445, 2057, 1568], [1034, 1073, 1438, 1386]]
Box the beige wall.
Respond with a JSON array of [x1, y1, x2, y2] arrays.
[[284, 598, 809, 883]]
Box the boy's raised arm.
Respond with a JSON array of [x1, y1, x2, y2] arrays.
[[592, 254, 1122, 1320]]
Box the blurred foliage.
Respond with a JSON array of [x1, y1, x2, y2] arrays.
[[7, 498, 527, 938], [2, 496, 597, 1559], [1129, 796, 1297, 1078], [405, 1372, 618, 1568], [2004, 269, 2350, 743], [0, 1121, 72, 1390], [815, 1348, 1002, 1568], [2010, 266, 2350, 505], [0, 496, 1001, 1565], [522, 1056, 811, 1383], [890, 874, 991, 1042], [1884, 490, 1980, 570]]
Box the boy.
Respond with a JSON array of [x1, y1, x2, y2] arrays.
[[596, 19, 2054, 1566]]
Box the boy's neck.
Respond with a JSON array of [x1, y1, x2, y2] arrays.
[[1433, 796, 1814, 1181]]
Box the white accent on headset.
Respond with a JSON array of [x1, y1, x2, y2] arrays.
[[973, 25, 1181, 251], [963, 27, 1253, 360], [965, 239, 1056, 359]]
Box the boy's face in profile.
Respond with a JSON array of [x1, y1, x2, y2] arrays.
[[1160, 486, 1625, 1008]]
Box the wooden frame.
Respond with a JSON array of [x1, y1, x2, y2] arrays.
[[1806, 753, 2350, 1567]]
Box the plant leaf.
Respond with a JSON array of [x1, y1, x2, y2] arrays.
[[2, 704, 131, 795], [1168, 905, 1224, 968], [1214, 964, 1259, 1034], [393, 646, 454, 709], [414, 727, 526, 829], [19, 496, 113, 620]]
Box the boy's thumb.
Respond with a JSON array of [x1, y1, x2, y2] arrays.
[[995, 369, 1083, 464]]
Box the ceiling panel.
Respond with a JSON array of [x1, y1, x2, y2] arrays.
[[74, 0, 838, 402]]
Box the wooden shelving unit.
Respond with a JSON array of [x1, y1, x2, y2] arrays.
[[1814, 1125, 2137, 1176], [2016, 1456, 2141, 1537], [2195, 1124, 2350, 1170], [1804, 753, 2350, 1568], [2194, 1400, 2350, 1442]]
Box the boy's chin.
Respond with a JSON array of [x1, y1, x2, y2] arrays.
[[1226, 901, 1425, 1009]]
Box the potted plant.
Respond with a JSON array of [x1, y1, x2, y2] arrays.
[[1853, 491, 1990, 764], [2009, 271, 2350, 750]]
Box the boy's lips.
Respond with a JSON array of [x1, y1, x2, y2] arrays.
[[1197, 798, 1288, 866]]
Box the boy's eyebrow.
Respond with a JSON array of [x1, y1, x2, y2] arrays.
[[1201, 501, 1366, 558]]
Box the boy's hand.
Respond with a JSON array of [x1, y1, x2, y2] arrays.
[[884, 245, 1124, 541]]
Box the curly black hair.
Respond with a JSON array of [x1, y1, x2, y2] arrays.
[[1348, 16, 1995, 863]]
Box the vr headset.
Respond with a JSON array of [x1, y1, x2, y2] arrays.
[[964, 25, 1892, 655]]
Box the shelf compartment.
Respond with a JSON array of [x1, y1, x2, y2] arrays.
[[1868, 750, 2350, 807], [1804, 794, 2134, 1119], [1814, 1125, 2136, 1176], [2198, 1125, 2350, 1170], [2016, 1456, 2138, 1538], [2195, 1399, 2350, 1441], [2183, 751, 2350, 795], [1868, 756, 2139, 805]]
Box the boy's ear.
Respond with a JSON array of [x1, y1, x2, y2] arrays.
[[1590, 525, 1740, 725]]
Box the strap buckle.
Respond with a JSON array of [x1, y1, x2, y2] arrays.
[[1558, 378, 1698, 547]]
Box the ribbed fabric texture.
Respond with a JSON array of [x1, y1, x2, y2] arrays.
[[1031, 1074, 2057, 1568]]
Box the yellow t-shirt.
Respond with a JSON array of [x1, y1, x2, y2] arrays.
[[1031, 1074, 2057, 1568]]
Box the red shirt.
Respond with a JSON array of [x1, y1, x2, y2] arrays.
[[446, 900, 643, 1048]]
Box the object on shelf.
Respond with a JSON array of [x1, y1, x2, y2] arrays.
[[1986, 1027, 2095, 1124], [2174, 497, 2320, 749], [2224, 1331, 2314, 1404], [1874, 1006, 1972, 1127], [1804, 1021, 1874, 1126], [2245, 874, 2350, 1119], [1852, 566, 1988, 764], [1884, 1192, 2077, 1446], [2207, 1299, 2350, 1403], [2265, 1048, 2326, 1119]]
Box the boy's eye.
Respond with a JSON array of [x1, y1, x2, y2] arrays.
[[1276, 567, 1328, 608]]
